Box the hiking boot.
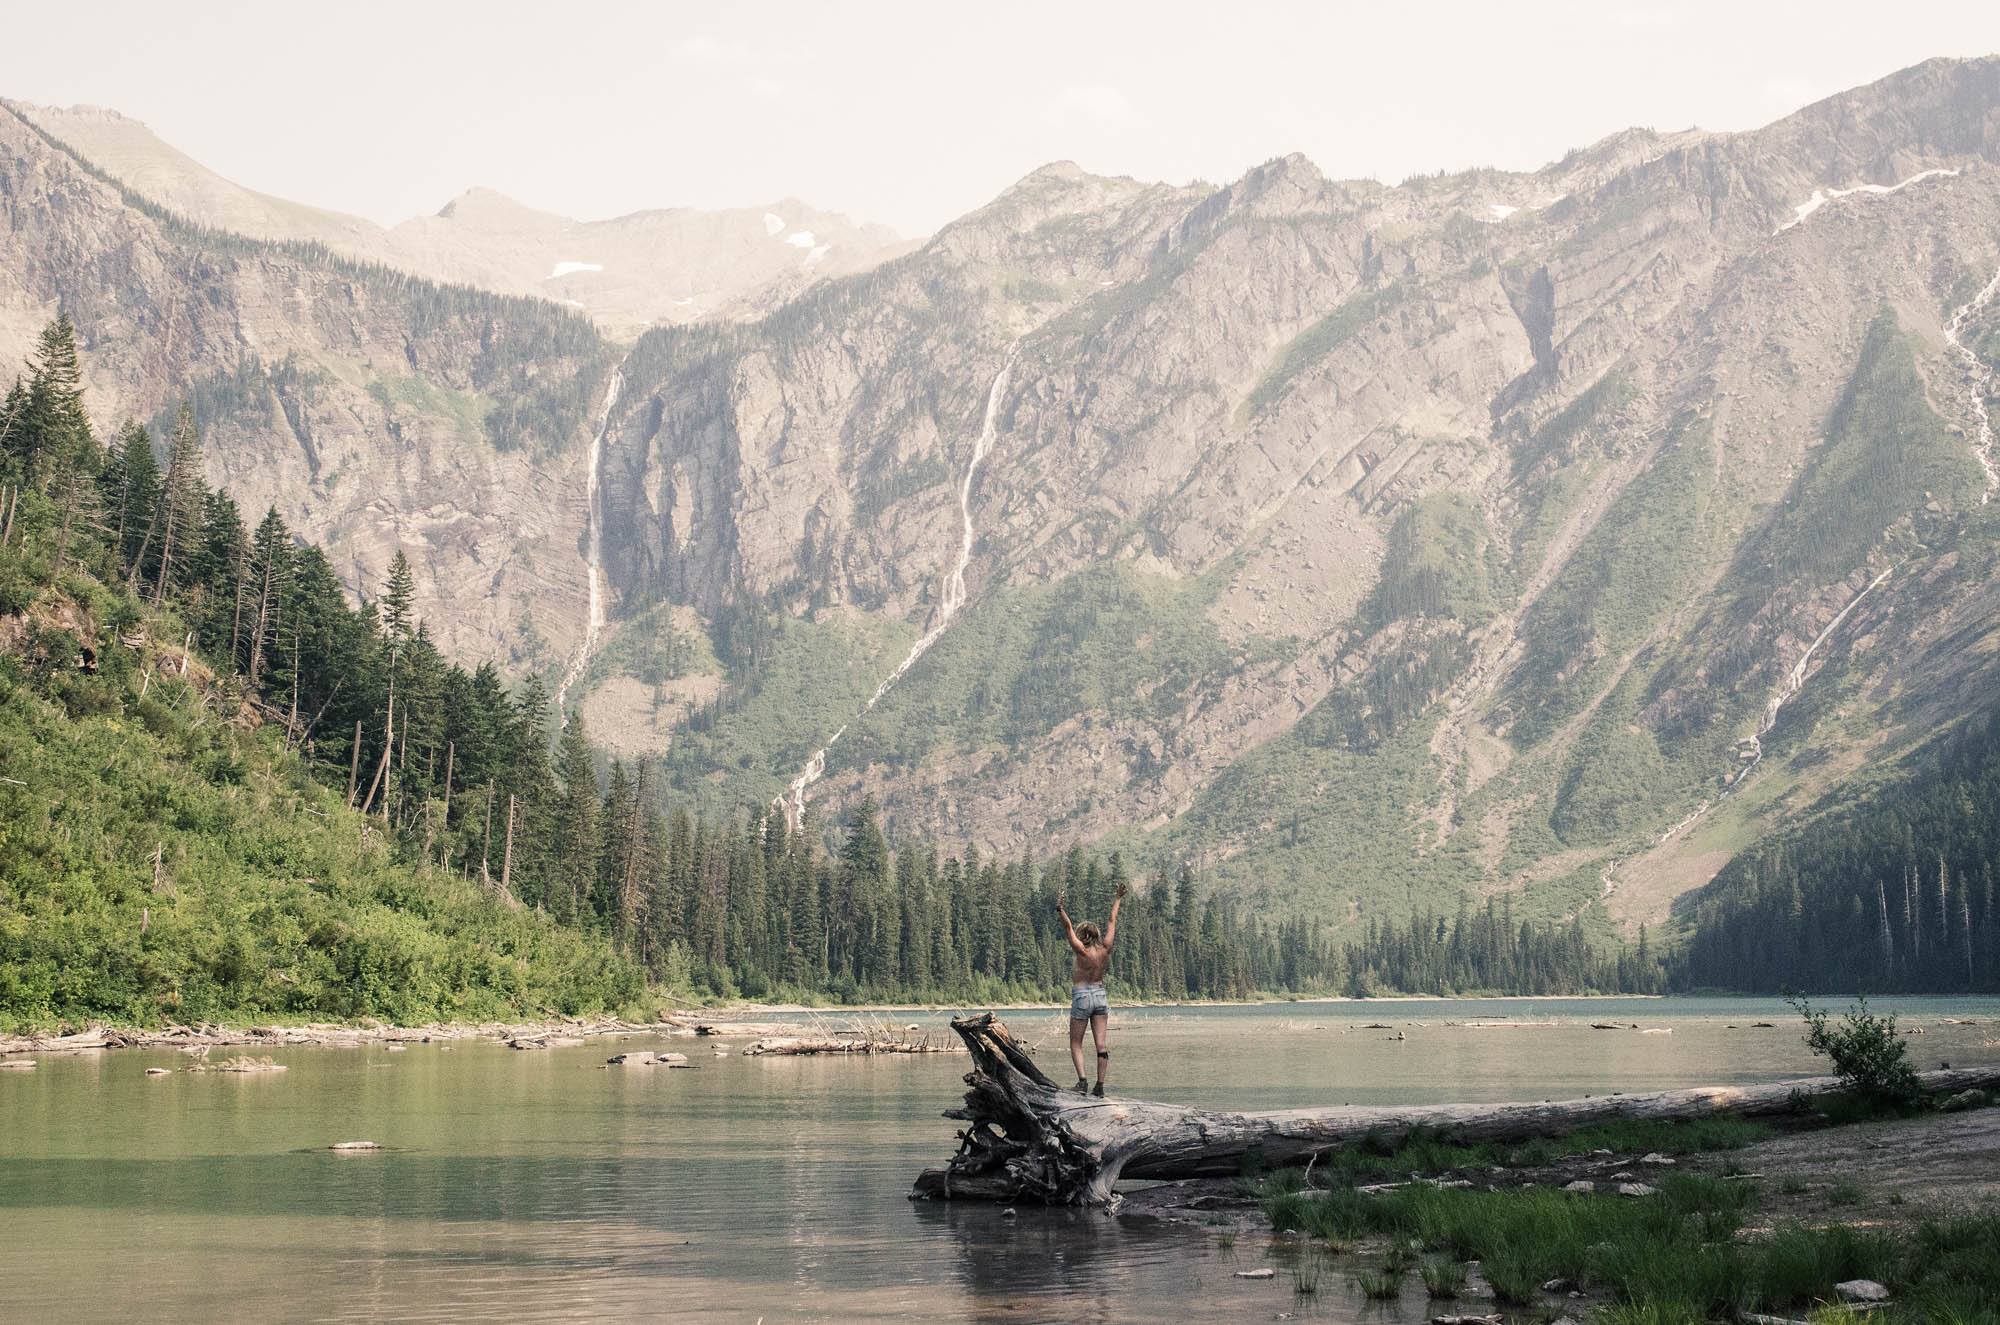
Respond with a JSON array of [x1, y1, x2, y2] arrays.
[[1074, 1078, 1088, 1094], [1092, 1081, 1104, 1098]]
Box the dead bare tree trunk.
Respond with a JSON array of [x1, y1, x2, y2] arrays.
[[500, 793, 516, 897], [911, 1014, 2000, 1206], [346, 720, 362, 805]]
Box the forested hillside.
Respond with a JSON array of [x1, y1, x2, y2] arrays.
[[1676, 700, 2000, 993]]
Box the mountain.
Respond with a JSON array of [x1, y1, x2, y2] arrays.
[[9, 102, 911, 339], [3, 58, 1999, 946]]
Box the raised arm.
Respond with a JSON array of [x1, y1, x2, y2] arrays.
[[1103, 880, 1126, 948], [1057, 893, 1086, 955]]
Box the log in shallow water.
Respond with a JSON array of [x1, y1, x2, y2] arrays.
[[910, 1013, 2000, 1206]]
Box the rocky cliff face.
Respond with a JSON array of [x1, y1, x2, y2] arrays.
[[5, 59, 1998, 937], [0, 102, 610, 666], [10, 101, 910, 339], [582, 56, 2000, 932]]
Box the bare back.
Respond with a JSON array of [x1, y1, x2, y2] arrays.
[[1071, 943, 1110, 985]]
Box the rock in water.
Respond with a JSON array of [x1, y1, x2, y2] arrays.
[[329, 1141, 382, 1151], [145, 1067, 171, 1076], [0, 1060, 37, 1070], [1233, 1268, 1275, 1279], [606, 1051, 657, 1065]]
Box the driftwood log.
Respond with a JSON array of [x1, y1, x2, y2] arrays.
[[741, 1035, 955, 1056], [911, 1013, 2000, 1206]]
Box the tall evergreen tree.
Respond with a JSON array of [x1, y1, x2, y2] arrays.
[[551, 706, 600, 925]]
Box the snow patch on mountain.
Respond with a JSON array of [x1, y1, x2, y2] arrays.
[[763, 212, 785, 235], [1774, 169, 1959, 234], [548, 261, 603, 278], [786, 231, 815, 248]]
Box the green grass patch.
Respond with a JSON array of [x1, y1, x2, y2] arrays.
[[1260, 1171, 2000, 1322], [366, 371, 495, 447]]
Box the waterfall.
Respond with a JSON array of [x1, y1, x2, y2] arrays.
[[554, 361, 627, 716], [777, 355, 1016, 830], [1944, 263, 2000, 504], [1728, 565, 1893, 788]]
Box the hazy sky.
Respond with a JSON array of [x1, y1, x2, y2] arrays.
[[4, 2, 1997, 236]]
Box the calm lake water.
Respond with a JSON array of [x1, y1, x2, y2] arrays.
[[5, 996, 1998, 1323]]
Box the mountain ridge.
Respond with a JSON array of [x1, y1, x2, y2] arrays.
[[3, 57, 1997, 943]]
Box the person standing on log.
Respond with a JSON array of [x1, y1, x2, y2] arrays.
[[1058, 880, 1124, 1096]]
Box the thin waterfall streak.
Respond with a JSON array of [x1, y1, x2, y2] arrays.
[[1944, 263, 2000, 503], [555, 363, 626, 715], [1727, 565, 1893, 790], [778, 355, 1016, 829]]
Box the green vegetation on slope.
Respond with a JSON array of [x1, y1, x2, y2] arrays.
[[1239, 281, 1409, 421], [838, 561, 1251, 776], [0, 650, 642, 1029], [1374, 492, 1498, 627], [1766, 309, 1982, 589], [1502, 413, 1714, 748]]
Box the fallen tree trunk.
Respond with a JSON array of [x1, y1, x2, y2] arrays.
[[741, 1035, 955, 1056], [911, 1013, 2000, 1206]]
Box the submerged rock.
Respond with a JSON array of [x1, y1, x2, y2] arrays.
[[329, 1141, 382, 1151]]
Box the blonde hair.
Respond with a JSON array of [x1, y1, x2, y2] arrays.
[[1077, 921, 1102, 946]]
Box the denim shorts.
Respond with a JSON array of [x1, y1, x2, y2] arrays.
[[1070, 983, 1108, 1020]]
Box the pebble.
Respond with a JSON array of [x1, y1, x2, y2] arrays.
[[145, 1067, 171, 1076], [1639, 1152, 1674, 1165], [1835, 1279, 1889, 1303], [1234, 1268, 1275, 1279]]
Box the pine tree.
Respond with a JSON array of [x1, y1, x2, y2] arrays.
[[382, 550, 416, 645], [238, 506, 294, 687], [551, 706, 600, 925], [102, 421, 160, 573], [142, 403, 204, 602], [25, 313, 89, 490]]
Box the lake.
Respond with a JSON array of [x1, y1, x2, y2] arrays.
[[5, 996, 1997, 1322]]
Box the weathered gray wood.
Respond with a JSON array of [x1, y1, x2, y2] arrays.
[[911, 1013, 2000, 1206]]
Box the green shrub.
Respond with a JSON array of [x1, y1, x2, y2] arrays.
[[1789, 993, 1925, 1108]]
